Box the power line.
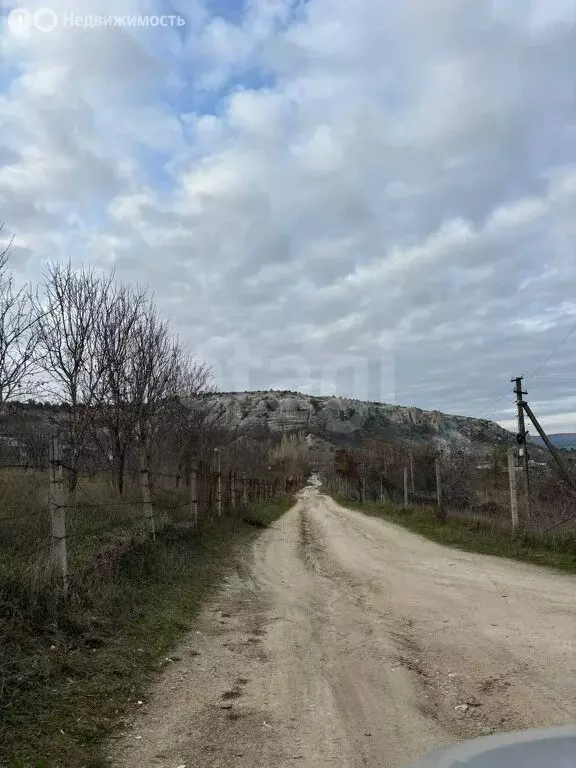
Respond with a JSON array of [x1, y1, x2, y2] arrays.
[[477, 391, 512, 420], [477, 394, 507, 418], [527, 316, 576, 380], [478, 316, 576, 422]]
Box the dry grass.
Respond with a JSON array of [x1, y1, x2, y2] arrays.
[[0, 467, 201, 610], [0, 480, 294, 768]]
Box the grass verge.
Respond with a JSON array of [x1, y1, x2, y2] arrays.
[[330, 494, 576, 574], [1, 496, 294, 768]]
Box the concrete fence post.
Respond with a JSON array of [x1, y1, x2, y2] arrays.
[[214, 449, 222, 518], [190, 458, 199, 527], [49, 435, 68, 596], [404, 467, 409, 507], [508, 448, 519, 530], [435, 458, 446, 521], [139, 446, 155, 540]]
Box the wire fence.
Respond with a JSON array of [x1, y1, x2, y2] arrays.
[[323, 444, 576, 536], [0, 434, 304, 601]]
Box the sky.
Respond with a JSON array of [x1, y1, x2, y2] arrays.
[[0, 0, 576, 433]]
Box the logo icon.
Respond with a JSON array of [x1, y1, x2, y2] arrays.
[[6, 7, 33, 34], [6, 7, 58, 34], [33, 8, 58, 32]]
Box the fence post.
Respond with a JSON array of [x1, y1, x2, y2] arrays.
[[213, 448, 222, 518], [242, 473, 248, 506], [403, 467, 409, 507], [435, 458, 446, 521], [49, 435, 68, 596], [190, 458, 199, 527], [139, 446, 155, 540], [231, 471, 236, 514], [508, 448, 518, 530]]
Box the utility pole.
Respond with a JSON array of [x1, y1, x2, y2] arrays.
[[512, 376, 531, 521], [522, 396, 576, 494]]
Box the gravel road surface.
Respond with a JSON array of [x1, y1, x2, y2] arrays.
[[113, 481, 576, 768]]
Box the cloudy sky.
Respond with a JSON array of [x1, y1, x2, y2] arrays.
[[1, 0, 576, 432]]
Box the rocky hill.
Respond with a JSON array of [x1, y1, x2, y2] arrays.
[[215, 391, 514, 452]]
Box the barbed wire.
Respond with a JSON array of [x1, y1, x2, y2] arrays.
[[65, 515, 152, 540], [0, 509, 49, 524], [0, 539, 53, 556], [0, 463, 46, 471], [58, 462, 257, 480], [59, 499, 143, 510], [155, 500, 196, 511], [0, 459, 288, 570]]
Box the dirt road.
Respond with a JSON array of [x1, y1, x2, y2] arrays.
[[113, 482, 576, 768]]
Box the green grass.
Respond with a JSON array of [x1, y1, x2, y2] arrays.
[[331, 494, 576, 574], [0, 495, 294, 768]]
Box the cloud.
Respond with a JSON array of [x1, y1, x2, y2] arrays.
[[0, 0, 576, 429]]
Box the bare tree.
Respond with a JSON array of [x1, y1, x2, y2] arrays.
[[0, 224, 14, 268], [0, 236, 40, 404], [129, 303, 181, 453], [35, 263, 113, 489], [271, 432, 310, 478], [94, 284, 215, 494], [93, 283, 147, 494], [175, 357, 219, 451], [160, 359, 224, 484]]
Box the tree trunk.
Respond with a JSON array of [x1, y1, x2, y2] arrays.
[[117, 451, 126, 496], [68, 465, 79, 493]]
